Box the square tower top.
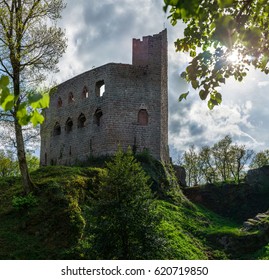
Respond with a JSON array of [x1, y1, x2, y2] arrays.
[[132, 29, 167, 68]]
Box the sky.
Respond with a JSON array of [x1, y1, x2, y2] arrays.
[[54, 0, 269, 161]]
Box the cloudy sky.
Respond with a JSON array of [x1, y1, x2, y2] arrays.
[[55, 0, 269, 161]]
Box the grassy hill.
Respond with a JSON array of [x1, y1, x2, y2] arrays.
[[0, 159, 269, 260]]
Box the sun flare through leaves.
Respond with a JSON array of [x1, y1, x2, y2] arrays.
[[165, 0, 269, 109]]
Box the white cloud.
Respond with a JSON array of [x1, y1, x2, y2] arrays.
[[169, 97, 264, 157], [52, 0, 269, 160], [258, 81, 269, 88]]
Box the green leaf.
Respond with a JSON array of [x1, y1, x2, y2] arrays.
[[199, 89, 208, 100], [181, 71, 187, 79], [191, 79, 199, 89], [19, 115, 31, 126], [179, 91, 189, 102], [0, 85, 14, 111], [212, 91, 222, 104], [2, 94, 14, 111], [28, 92, 50, 109], [30, 110, 44, 126], [208, 99, 214, 110], [16, 103, 28, 123], [190, 50, 196, 57], [208, 96, 219, 110], [0, 76, 14, 112], [0, 87, 10, 103], [219, 77, 225, 84], [0, 76, 9, 87]]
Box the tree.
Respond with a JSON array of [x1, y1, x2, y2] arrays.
[[0, 149, 19, 177], [0, 0, 67, 193], [228, 144, 254, 183], [250, 149, 269, 168], [164, 0, 269, 109], [181, 145, 201, 186], [199, 146, 216, 184], [0, 117, 40, 153], [87, 147, 164, 259], [211, 135, 233, 182], [179, 135, 253, 185], [25, 152, 39, 173]]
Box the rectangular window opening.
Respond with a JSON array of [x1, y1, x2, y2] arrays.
[[96, 80, 105, 97]]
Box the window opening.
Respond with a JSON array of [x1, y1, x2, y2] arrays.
[[68, 92, 75, 103], [69, 146, 72, 156], [45, 153, 47, 165], [138, 109, 148, 125], [100, 84, 105, 97], [132, 137, 137, 154], [57, 97, 63, 108], [94, 108, 103, 126], [65, 118, 73, 133], [78, 113, 86, 128], [95, 80, 105, 97], [53, 122, 61, 136], [82, 86, 89, 98]]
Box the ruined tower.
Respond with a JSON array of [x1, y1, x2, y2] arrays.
[[40, 29, 169, 165]]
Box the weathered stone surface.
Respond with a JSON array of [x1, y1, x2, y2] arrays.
[[246, 165, 269, 187], [242, 210, 269, 232], [183, 181, 269, 222], [40, 30, 169, 165], [173, 165, 187, 187]]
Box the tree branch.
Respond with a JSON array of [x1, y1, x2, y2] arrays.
[[0, 57, 13, 78]]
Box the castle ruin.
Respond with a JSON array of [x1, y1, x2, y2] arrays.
[[40, 29, 169, 165]]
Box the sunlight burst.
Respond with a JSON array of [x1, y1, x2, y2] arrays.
[[227, 49, 241, 64]]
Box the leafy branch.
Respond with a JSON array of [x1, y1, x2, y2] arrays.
[[0, 75, 49, 126]]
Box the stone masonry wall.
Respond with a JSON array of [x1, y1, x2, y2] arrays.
[[40, 30, 169, 165]]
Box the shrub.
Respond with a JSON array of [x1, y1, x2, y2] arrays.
[[12, 193, 38, 210], [86, 147, 166, 259]]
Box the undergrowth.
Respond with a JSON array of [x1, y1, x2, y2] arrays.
[[0, 162, 268, 259]]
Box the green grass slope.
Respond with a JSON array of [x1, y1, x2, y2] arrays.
[[0, 164, 268, 260]]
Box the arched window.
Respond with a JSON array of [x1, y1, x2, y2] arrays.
[[68, 92, 74, 103], [82, 86, 89, 98], [138, 109, 148, 125], [53, 122, 61, 136], [78, 113, 86, 128], [94, 108, 103, 126], [57, 97, 63, 108], [65, 117, 73, 133]]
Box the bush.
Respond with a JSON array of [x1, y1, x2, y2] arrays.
[[12, 193, 38, 210], [85, 147, 166, 259]]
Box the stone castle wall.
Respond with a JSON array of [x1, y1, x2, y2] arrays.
[[40, 29, 169, 166]]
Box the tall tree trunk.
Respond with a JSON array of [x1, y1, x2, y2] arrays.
[[10, 13, 34, 194], [14, 118, 34, 194], [13, 64, 34, 193]]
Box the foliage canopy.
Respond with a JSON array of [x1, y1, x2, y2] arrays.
[[164, 0, 269, 109], [180, 135, 254, 186], [0, 0, 67, 193]]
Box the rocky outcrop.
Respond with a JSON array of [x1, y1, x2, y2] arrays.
[[246, 165, 269, 188], [173, 165, 186, 187], [242, 211, 269, 232], [183, 166, 269, 222]]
